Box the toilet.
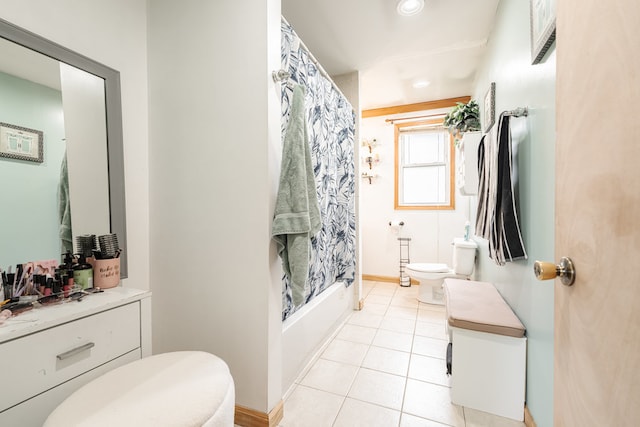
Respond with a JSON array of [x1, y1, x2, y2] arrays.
[[406, 238, 478, 305]]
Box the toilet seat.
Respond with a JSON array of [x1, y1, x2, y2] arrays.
[[406, 263, 454, 279], [406, 263, 450, 273]]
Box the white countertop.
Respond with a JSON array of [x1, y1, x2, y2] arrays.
[[0, 287, 151, 343]]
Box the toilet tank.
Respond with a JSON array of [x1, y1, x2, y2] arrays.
[[452, 238, 478, 275]]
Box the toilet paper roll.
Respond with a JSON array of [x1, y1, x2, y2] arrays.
[[389, 220, 405, 227]]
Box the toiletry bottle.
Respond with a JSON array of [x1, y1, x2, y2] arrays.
[[44, 277, 53, 296], [61, 252, 75, 296], [73, 255, 93, 290]]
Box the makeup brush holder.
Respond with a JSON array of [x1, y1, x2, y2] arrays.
[[93, 258, 120, 289]]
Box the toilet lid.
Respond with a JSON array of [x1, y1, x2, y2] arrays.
[[407, 263, 449, 273]]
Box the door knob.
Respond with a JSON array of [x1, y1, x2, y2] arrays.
[[534, 257, 576, 286]]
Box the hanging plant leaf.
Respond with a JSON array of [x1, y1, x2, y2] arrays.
[[443, 100, 480, 143]]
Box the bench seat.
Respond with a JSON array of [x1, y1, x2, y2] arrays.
[[444, 278, 525, 338]]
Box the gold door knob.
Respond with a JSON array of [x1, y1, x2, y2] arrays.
[[534, 257, 576, 286]]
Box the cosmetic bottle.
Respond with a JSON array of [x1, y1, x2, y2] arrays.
[[44, 277, 53, 296], [60, 252, 75, 296], [53, 277, 62, 295], [73, 255, 93, 290], [35, 274, 45, 294]]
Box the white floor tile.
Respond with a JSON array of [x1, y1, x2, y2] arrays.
[[400, 413, 452, 427], [366, 294, 393, 306], [375, 281, 400, 289], [333, 398, 401, 427], [348, 311, 384, 328], [418, 303, 446, 313], [403, 379, 465, 426], [300, 358, 359, 396], [363, 281, 376, 289], [348, 368, 406, 410], [415, 321, 448, 340], [280, 385, 344, 427], [321, 338, 370, 366], [362, 346, 411, 376], [373, 329, 414, 353], [463, 407, 526, 427], [395, 284, 419, 294], [336, 324, 378, 345], [390, 294, 420, 309], [408, 354, 451, 387], [412, 335, 448, 359], [380, 316, 416, 334], [386, 306, 419, 321], [417, 308, 446, 325], [361, 301, 389, 316], [369, 286, 397, 297]]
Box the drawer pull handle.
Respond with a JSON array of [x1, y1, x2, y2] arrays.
[[56, 342, 95, 360]]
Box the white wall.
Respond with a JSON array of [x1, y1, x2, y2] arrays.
[[0, 71, 65, 265], [60, 63, 111, 240], [360, 116, 471, 278], [471, 1, 556, 426], [0, 0, 150, 290], [148, 0, 283, 413]]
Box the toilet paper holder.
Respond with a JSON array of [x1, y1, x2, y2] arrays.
[[389, 221, 405, 226]]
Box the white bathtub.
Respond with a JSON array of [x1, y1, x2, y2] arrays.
[[282, 281, 355, 394]]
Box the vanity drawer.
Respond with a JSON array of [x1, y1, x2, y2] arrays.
[[0, 302, 140, 412]]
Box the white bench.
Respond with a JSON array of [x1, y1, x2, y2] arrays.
[[443, 278, 527, 421]]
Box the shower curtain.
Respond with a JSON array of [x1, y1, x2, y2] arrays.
[[280, 20, 356, 321]]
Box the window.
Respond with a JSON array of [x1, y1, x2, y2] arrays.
[[395, 121, 455, 210]]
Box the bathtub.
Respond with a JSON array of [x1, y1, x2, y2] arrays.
[[282, 281, 355, 394]]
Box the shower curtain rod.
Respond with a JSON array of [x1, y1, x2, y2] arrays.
[[279, 16, 352, 111]]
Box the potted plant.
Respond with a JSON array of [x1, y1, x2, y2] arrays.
[[443, 100, 481, 143]]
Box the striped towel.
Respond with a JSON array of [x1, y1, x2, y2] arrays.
[[475, 113, 527, 265]]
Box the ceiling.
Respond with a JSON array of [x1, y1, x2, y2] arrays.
[[0, 36, 61, 90], [282, 0, 501, 110]]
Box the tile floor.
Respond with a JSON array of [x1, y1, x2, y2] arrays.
[[278, 280, 525, 427]]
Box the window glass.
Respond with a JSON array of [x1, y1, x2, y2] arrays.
[[395, 123, 454, 210]]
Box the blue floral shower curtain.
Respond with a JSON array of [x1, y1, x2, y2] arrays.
[[280, 20, 356, 321]]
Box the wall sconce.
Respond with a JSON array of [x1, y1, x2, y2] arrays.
[[361, 138, 380, 184]]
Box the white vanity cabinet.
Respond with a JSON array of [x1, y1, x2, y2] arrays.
[[0, 288, 151, 426]]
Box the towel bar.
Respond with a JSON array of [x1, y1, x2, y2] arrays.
[[504, 107, 528, 117]]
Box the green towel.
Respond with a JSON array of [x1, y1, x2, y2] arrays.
[[272, 85, 321, 306], [58, 149, 73, 254]]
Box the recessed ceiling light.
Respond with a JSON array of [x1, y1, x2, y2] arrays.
[[413, 80, 430, 88], [397, 0, 425, 16]]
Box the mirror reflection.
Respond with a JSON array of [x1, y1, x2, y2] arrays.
[[0, 33, 112, 270]]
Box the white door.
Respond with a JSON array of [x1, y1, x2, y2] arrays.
[[554, 0, 640, 425]]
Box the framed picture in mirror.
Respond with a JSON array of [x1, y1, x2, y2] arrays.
[[0, 122, 43, 163]]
